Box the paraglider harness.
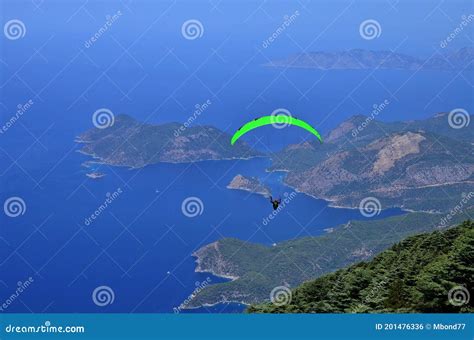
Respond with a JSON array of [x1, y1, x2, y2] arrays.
[[269, 196, 282, 210]]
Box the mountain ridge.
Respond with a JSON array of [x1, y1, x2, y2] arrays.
[[186, 208, 473, 308], [248, 220, 473, 313], [269, 112, 474, 213], [76, 114, 262, 168]]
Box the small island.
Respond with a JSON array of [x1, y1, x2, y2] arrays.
[[86, 172, 105, 179], [227, 174, 271, 197]]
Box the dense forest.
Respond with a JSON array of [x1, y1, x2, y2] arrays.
[[248, 220, 473, 313]]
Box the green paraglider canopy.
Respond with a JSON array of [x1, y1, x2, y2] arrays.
[[231, 115, 323, 145]]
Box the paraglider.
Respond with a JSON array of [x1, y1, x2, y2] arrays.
[[269, 196, 282, 210], [230, 115, 323, 145], [231, 113, 322, 212]]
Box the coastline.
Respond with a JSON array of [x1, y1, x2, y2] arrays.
[[193, 265, 239, 281], [182, 300, 250, 311], [292, 186, 436, 214], [75, 141, 267, 170], [184, 256, 251, 310], [192, 244, 240, 282], [226, 173, 272, 197], [279, 175, 429, 214], [226, 185, 270, 197]]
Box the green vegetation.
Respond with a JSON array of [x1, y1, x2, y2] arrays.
[[77, 114, 261, 168], [248, 220, 473, 313], [188, 209, 473, 308]]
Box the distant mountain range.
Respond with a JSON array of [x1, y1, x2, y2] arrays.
[[265, 48, 474, 70], [76, 114, 261, 168], [248, 220, 473, 313], [270, 112, 474, 213]]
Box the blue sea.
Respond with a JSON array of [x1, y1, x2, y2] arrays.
[[1, 0, 472, 313]]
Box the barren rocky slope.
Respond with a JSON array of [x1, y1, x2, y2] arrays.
[[270, 112, 474, 212]]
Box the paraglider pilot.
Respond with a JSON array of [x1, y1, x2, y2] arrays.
[[269, 196, 282, 210]]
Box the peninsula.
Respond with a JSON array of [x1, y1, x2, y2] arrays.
[[227, 175, 271, 197], [76, 114, 262, 168]]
